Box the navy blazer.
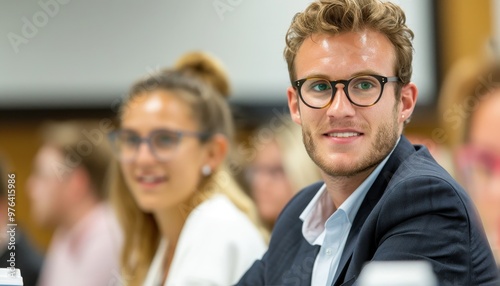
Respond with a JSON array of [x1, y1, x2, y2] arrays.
[[237, 136, 499, 286]]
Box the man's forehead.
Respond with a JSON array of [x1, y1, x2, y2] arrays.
[[295, 31, 397, 78]]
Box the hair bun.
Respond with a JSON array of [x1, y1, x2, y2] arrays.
[[174, 51, 231, 98]]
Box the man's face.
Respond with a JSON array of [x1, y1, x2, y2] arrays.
[[288, 30, 413, 179], [27, 145, 69, 227]]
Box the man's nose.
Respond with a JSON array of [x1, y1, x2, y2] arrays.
[[325, 84, 356, 117]]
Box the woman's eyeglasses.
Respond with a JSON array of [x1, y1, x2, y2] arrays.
[[108, 129, 211, 162]]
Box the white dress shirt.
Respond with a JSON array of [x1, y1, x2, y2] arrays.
[[143, 194, 267, 286], [300, 140, 398, 286]]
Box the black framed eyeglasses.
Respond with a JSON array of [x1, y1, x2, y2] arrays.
[[294, 74, 401, 109], [108, 129, 211, 162]]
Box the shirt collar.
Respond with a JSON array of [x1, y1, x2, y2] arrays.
[[300, 137, 400, 245], [299, 183, 330, 243]]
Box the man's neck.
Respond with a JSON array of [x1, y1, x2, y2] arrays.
[[323, 137, 401, 209], [323, 166, 376, 209]]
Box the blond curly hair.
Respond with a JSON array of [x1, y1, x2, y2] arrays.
[[284, 0, 414, 94]]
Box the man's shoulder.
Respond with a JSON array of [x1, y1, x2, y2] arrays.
[[368, 138, 470, 214], [389, 143, 458, 188], [383, 138, 457, 186], [377, 142, 471, 216]]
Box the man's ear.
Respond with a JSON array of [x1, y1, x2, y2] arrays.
[[287, 86, 302, 125], [204, 134, 229, 171], [399, 82, 418, 124]]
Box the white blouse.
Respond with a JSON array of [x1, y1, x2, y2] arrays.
[[142, 194, 267, 286]]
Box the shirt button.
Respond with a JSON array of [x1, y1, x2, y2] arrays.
[[325, 248, 332, 256]]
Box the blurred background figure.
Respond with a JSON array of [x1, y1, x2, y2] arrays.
[[109, 51, 267, 286], [0, 155, 43, 286], [26, 120, 122, 286], [245, 118, 322, 230], [439, 45, 500, 266]]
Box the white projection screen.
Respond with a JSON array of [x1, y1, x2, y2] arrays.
[[0, 0, 437, 109]]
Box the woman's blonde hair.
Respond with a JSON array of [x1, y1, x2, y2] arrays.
[[110, 51, 267, 285], [284, 0, 414, 94]]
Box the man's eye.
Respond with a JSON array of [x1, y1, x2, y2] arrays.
[[312, 83, 331, 91], [355, 81, 374, 90], [306, 80, 331, 92]]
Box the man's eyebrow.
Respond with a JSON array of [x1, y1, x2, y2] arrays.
[[299, 73, 331, 80], [349, 70, 381, 77], [299, 70, 382, 80]]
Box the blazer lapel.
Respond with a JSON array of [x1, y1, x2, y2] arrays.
[[279, 230, 321, 285], [294, 242, 321, 285], [331, 137, 416, 285], [331, 175, 385, 285], [274, 182, 324, 285]]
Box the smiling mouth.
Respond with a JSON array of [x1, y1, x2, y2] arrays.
[[136, 175, 167, 184], [325, 132, 363, 138]]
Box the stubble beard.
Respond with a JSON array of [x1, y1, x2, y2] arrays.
[[303, 109, 400, 178]]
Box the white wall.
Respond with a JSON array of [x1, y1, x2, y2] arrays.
[[0, 0, 436, 108]]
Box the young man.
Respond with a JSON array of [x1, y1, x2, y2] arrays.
[[237, 0, 499, 285], [27, 120, 122, 286]]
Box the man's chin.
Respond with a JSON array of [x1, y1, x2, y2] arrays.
[[319, 158, 378, 178]]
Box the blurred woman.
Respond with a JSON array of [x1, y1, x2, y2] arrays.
[[108, 52, 267, 286], [439, 51, 500, 266], [246, 118, 322, 230]]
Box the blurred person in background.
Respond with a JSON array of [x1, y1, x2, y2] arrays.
[[439, 49, 500, 267], [108, 51, 267, 286], [0, 155, 43, 286], [246, 118, 322, 230], [27, 120, 122, 286]]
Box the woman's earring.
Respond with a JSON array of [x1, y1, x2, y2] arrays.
[[201, 165, 212, 176]]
